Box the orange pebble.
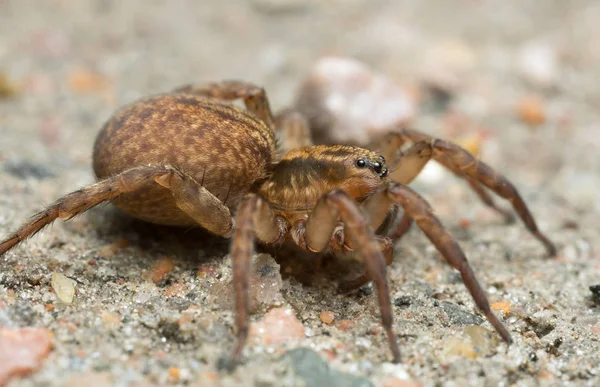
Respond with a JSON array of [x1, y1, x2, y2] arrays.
[[517, 96, 545, 126], [319, 311, 334, 324], [490, 300, 511, 314]]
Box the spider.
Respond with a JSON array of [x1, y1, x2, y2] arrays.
[[0, 80, 555, 368]]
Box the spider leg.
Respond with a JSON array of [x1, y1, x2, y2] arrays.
[[174, 81, 275, 133], [229, 194, 286, 369], [361, 182, 513, 344], [274, 109, 313, 155], [304, 189, 401, 363], [377, 129, 555, 256], [0, 165, 234, 256]]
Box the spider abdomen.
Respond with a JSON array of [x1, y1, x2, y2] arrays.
[[93, 93, 276, 225]]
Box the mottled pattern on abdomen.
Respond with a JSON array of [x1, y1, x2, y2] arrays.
[[93, 94, 276, 226]]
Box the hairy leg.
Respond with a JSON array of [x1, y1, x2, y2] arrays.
[[174, 81, 275, 133], [0, 165, 233, 256], [363, 182, 512, 344], [375, 129, 555, 255], [303, 189, 401, 363], [229, 194, 285, 369], [274, 109, 313, 155]]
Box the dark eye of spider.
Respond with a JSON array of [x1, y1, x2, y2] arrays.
[[373, 161, 383, 174], [355, 159, 367, 168]]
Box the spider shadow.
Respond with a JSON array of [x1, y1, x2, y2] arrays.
[[85, 206, 230, 267], [260, 243, 366, 290], [86, 206, 365, 289]]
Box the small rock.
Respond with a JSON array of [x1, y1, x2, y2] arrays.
[[0, 327, 53, 385], [441, 326, 499, 360], [164, 281, 188, 298], [295, 57, 415, 146], [209, 254, 283, 311], [249, 307, 305, 346], [517, 95, 546, 126], [440, 301, 484, 326], [319, 311, 334, 324], [51, 273, 76, 304], [139, 311, 161, 329], [142, 257, 175, 284], [590, 285, 600, 299], [464, 325, 499, 356], [421, 39, 478, 96], [517, 40, 559, 89], [251, 254, 284, 307], [335, 319, 353, 332], [0, 72, 19, 99], [442, 336, 478, 360], [490, 300, 511, 315], [67, 68, 110, 94], [168, 367, 181, 384], [283, 348, 371, 387]]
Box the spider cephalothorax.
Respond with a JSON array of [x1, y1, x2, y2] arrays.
[[0, 81, 555, 369], [258, 145, 387, 211]]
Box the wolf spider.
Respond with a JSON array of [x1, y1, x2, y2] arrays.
[[0, 81, 555, 368]]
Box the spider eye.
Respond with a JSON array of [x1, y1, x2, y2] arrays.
[[373, 161, 383, 173], [355, 159, 367, 168]]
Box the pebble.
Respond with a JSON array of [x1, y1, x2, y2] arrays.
[[283, 348, 371, 387], [319, 311, 334, 324], [67, 68, 110, 94], [517, 95, 546, 126], [421, 39, 478, 96], [490, 300, 511, 315], [208, 253, 283, 311], [249, 307, 305, 346], [335, 319, 354, 332], [517, 40, 559, 89], [142, 257, 175, 284], [51, 273, 76, 304], [0, 327, 53, 385], [295, 57, 415, 146], [0, 72, 18, 98], [440, 301, 484, 326]]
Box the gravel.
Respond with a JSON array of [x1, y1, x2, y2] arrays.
[[1, 1, 600, 386]]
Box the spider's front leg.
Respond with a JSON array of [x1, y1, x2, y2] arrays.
[[303, 189, 402, 363], [361, 182, 512, 344], [375, 129, 555, 256]]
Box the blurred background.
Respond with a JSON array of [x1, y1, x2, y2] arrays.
[[1, 1, 599, 386]]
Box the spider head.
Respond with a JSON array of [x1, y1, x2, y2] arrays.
[[258, 145, 387, 209]]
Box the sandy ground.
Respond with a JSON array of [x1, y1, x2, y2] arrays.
[[1, 1, 600, 386]]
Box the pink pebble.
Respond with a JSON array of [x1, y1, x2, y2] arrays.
[[0, 327, 53, 385], [249, 307, 305, 346]]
